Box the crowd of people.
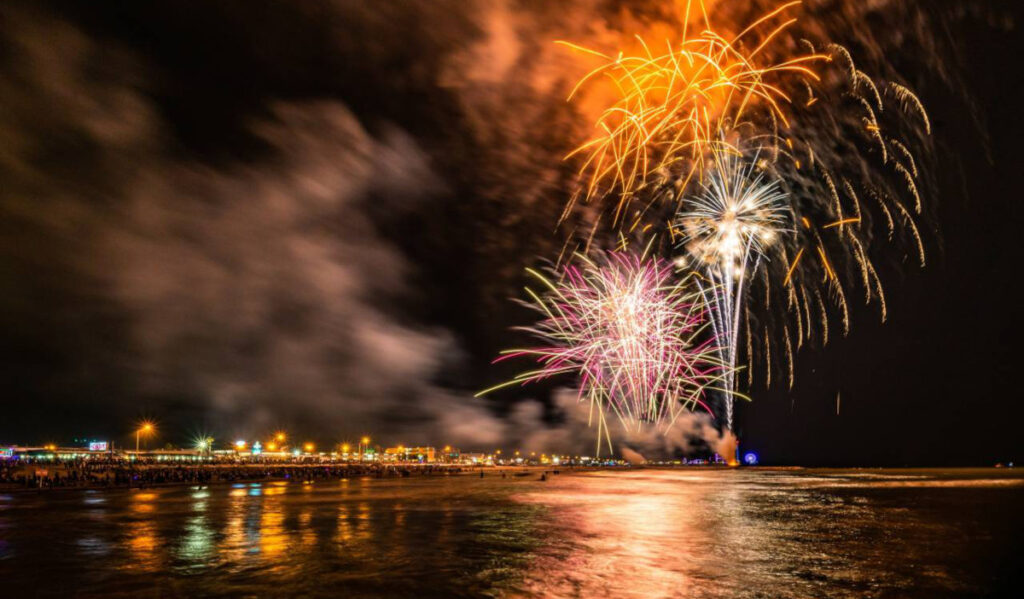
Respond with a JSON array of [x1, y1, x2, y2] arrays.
[[0, 457, 466, 490]]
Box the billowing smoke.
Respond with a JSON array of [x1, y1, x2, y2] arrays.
[[620, 447, 647, 465], [620, 412, 738, 461], [0, 2, 594, 449]]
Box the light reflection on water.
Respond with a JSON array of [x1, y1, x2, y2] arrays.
[[0, 469, 1020, 597], [514, 469, 1024, 598]]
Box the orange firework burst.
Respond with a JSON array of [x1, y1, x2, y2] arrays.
[[558, 1, 826, 226]]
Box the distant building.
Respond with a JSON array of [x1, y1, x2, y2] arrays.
[[3, 446, 114, 460], [384, 446, 435, 462], [459, 452, 491, 465], [126, 449, 206, 461]]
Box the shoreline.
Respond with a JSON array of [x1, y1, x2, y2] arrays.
[[4, 464, 1017, 495], [0, 464, 581, 494], [0, 463, 469, 494]]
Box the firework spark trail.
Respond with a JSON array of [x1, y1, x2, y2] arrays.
[[676, 148, 789, 431], [483, 0, 935, 448], [557, 1, 826, 227], [557, 1, 932, 401], [741, 34, 932, 390], [477, 251, 730, 452]]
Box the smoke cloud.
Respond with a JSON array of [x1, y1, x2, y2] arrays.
[[0, 2, 605, 450]]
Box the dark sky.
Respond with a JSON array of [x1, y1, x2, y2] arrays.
[[1, 1, 1021, 465]]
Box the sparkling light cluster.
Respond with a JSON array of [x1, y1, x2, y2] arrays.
[[479, 252, 727, 450]]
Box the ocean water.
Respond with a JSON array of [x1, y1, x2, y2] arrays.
[[0, 468, 1021, 598]]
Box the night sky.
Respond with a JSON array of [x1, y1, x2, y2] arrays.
[[1, 0, 1021, 465]]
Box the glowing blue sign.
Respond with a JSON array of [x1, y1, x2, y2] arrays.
[[743, 452, 759, 466]]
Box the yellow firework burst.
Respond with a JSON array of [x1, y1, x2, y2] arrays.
[[558, 1, 826, 225]]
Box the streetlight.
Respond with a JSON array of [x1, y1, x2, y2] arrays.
[[303, 442, 315, 453], [275, 431, 287, 443], [194, 436, 213, 454], [341, 443, 350, 455], [136, 422, 155, 453]]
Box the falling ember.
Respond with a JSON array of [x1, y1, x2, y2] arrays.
[[478, 251, 730, 453]]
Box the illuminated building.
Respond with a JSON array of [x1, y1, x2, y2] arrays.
[[384, 446, 436, 462]]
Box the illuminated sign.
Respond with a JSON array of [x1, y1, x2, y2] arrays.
[[89, 442, 109, 451]]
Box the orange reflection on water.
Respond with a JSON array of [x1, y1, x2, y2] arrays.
[[335, 501, 374, 553], [124, 491, 161, 571], [126, 522, 159, 568], [131, 492, 157, 514], [259, 506, 288, 559], [516, 470, 722, 598], [297, 508, 316, 549], [264, 481, 288, 496], [337, 505, 353, 544]]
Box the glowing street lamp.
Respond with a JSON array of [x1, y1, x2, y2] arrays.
[[275, 431, 287, 443], [194, 436, 214, 454], [234, 440, 247, 451], [303, 442, 315, 453], [136, 422, 155, 453], [341, 443, 350, 454]]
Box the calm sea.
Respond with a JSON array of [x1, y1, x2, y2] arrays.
[[1, 468, 1021, 598]]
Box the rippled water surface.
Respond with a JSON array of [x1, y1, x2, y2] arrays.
[[1, 468, 1021, 598]]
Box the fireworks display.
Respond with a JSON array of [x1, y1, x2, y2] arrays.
[[478, 252, 728, 452], [675, 147, 790, 431], [558, 0, 824, 229], [0, 0, 1005, 493], [486, 0, 934, 448], [752, 39, 932, 391]]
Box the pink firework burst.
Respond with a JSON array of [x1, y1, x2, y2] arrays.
[[479, 251, 729, 451]]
